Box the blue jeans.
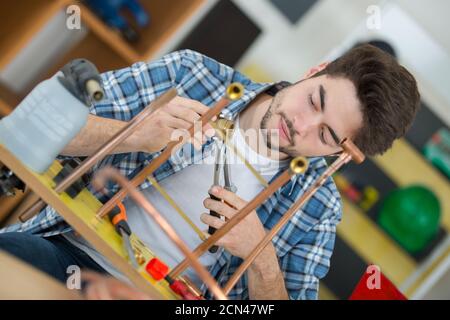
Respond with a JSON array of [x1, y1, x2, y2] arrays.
[[0, 232, 106, 283]]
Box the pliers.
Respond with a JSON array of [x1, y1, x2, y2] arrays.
[[108, 202, 139, 268], [208, 135, 237, 253]]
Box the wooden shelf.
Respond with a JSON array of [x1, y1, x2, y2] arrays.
[[132, 0, 205, 59], [30, 31, 130, 91], [0, 97, 12, 117], [0, 81, 20, 116], [78, 0, 206, 62], [2, 0, 207, 95], [0, 82, 19, 105], [54, 31, 130, 73], [76, 1, 140, 64], [0, 190, 28, 225], [0, 0, 66, 69]]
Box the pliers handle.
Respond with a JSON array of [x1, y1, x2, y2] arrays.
[[208, 139, 236, 253], [107, 202, 138, 268], [108, 202, 130, 235]]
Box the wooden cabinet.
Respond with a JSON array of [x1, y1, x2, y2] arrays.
[[0, 0, 206, 96], [0, 0, 206, 223]]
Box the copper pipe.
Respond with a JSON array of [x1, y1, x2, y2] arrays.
[[92, 166, 228, 300], [223, 152, 354, 294], [85, 79, 104, 102], [19, 199, 47, 222], [179, 275, 204, 298], [223, 139, 365, 293], [341, 138, 365, 164], [19, 88, 177, 222], [169, 156, 309, 279], [97, 83, 244, 219]]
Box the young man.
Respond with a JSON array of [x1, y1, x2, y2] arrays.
[[0, 45, 420, 299]]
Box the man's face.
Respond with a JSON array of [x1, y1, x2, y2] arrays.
[[260, 75, 363, 157]]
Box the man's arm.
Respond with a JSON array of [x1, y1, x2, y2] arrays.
[[60, 114, 139, 156], [280, 217, 338, 299], [247, 215, 339, 300], [247, 239, 288, 299]]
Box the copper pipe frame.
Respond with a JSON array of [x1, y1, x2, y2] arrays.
[[180, 275, 204, 297], [96, 95, 234, 219], [19, 199, 47, 222], [19, 88, 177, 222], [223, 139, 364, 294], [92, 166, 228, 300], [168, 157, 308, 279]]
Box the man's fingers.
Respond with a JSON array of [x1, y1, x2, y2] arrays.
[[168, 127, 207, 151], [97, 282, 114, 300], [166, 103, 201, 123], [202, 230, 211, 239], [203, 198, 236, 219], [200, 213, 225, 230], [166, 113, 215, 145], [202, 229, 226, 248], [172, 96, 210, 115], [165, 116, 192, 130], [82, 272, 153, 300], [208, 186, 247, 210], [85, 281, 113, 300], [159, 103, 216, 151], [84, 284, 100, 300], [82, 272, 112, 300], [81, 271, 102, 282], [202, 228, 229, 248], [166, 101, 216, 132]]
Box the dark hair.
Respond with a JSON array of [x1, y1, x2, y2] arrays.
[[315, 44, 420, 156]]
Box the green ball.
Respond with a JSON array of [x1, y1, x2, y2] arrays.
[[378, 185, 441, 254]]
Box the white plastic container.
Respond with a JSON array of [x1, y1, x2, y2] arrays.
[[0, 73, 90, 173]]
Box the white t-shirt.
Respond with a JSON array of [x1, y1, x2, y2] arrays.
[[63, 116, 288, 287]]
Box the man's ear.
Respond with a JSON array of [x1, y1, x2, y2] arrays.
[[303, 62, 329, 79]]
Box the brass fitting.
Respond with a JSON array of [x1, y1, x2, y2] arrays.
[[289, 156, 309, 175], [225, 82, 244, 100], [85, 79, 104, 101]]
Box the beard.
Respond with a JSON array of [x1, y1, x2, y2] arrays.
[[260, 88, 298, 157]]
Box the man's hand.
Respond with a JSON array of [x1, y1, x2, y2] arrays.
[[133, 96, 216, 153], [82, 272, 154, 300], [61, 96, 216, 157], [200, 186, 266, 259], [201, 186, 289, 299]]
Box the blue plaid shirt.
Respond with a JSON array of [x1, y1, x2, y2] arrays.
[[1, 50, 342, 300]]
